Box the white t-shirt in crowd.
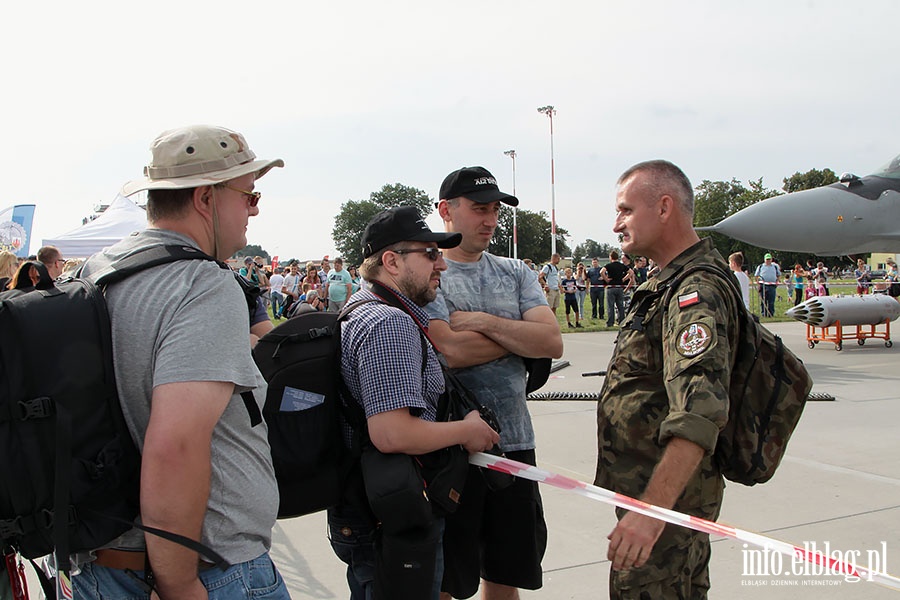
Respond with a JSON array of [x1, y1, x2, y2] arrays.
[[732, 269, 751, 308]]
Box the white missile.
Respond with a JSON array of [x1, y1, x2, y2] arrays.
[[785, 294, 900, 327]]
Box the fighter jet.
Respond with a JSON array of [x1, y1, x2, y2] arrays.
[[696, 153, 900, 255]]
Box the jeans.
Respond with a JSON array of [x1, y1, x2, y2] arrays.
[[72, 552, 290, 600], [328, 506, 376, 600], [606, 287, 625, 326], [590, 287, 605, 319], [328, 505, 444, 600], [763, 283, 777, 316], [270, 291, 284, 317], [575, 289, 586, 317]]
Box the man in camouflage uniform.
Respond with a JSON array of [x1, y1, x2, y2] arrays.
[[596, 160, 741, 599]]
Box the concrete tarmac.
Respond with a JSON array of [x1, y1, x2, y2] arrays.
[[271, 321, 900, 599]]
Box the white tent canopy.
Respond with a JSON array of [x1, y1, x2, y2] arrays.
[[43, 194, 148, 257]]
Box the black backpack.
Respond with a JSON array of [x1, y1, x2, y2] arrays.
[[252, 305, 371, 519], [253, 295, 441, 519], [630, 262, 813, 485], [0, 245, 245, 592], [252, 287, 504, 519]]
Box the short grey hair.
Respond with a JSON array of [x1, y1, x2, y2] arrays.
[[618, 160, 694, 216]]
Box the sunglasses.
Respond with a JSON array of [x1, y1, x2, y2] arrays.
[[221, 183, 261, 207], [392, 247, 443, 262]]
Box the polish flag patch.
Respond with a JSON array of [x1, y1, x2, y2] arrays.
[[678, 291, 700, 308]]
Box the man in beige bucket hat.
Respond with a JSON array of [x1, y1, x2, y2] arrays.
[[76, 125, 290, 599]]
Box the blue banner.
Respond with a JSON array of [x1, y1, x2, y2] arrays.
[[0, 204, 36, 257]]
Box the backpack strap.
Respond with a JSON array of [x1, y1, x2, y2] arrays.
[[91, 245, 264, 427], [340, 285, 430, 414], [669, 263, 745, 314], [92, 244, 222, 286], [629, 262, 743, 332], [628, 287, 664, 332], [327, 294, 431, 477], [93, 244, 262, 319], [334, 298, 388, 438]]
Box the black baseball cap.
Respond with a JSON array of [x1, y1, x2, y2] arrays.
[[361, 206, 462, 258], [439, 166, 519, 206]]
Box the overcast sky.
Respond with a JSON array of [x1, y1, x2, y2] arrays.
[[6, 0, 899, 261]]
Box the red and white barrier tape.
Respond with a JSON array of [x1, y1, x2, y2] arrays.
[[470, 452, 900, 591]]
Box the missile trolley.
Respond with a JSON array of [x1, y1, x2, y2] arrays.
[[785, 294, 900, 351]]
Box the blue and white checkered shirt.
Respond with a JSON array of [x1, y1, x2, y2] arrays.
[[340, 288, 444, 442]]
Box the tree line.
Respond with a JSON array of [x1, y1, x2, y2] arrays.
[[240, 167, 852, 271]]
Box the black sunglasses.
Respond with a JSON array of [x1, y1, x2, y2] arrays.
[[392, 248, 443, 262]]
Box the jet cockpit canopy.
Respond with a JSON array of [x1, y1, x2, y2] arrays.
[[870, 153, 900, 179]]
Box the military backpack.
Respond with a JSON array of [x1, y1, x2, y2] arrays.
[[631, 262, 813, 485]]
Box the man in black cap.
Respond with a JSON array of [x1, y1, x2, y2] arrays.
[[427, 167, 563, 600], [328, 205, 500, 600]]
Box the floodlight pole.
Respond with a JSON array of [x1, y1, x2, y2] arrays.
[[537, 105, 557, 256], [504, 149, 518, 259]]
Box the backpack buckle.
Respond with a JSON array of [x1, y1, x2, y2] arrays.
[[37, 506, 77, 530], [308, 326, 330, 339], [17, 396, 54, 420]]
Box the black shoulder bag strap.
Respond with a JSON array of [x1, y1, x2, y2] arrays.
[[367, 282, 514, 491], [329, 295, 427, 460], [367, 281, 504, 440], [362, 281, 430, 382]]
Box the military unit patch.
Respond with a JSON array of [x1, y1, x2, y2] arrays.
[[677, 291, 700, 308], [677, 322, 712, 357]]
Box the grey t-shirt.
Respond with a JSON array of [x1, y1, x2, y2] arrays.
[[426, 253, 548, 452], [80, 229, 277, 565]]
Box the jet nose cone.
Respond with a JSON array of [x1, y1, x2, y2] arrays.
[[699, 187, 847, 252]]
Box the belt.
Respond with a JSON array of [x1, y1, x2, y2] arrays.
[[94, 549, 216, 571], [94, 549, 147, 571]]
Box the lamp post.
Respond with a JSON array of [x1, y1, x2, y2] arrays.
[[537, 105, 557, 256], [504, 149, 518, 259]]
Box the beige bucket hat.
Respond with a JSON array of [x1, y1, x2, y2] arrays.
[[121, 124, 284, 196]]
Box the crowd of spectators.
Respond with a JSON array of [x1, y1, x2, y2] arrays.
[[229, 255, 363, 319], [5, 246, 897, 322], [522, 251, 900, 326], [532, 252, 653, 328]]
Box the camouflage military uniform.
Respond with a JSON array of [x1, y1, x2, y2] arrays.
[[595, 238, 740, 599]]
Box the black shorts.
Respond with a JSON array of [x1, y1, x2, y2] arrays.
[[440, 449, 547, 598], [564, 294, 578, 314]]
